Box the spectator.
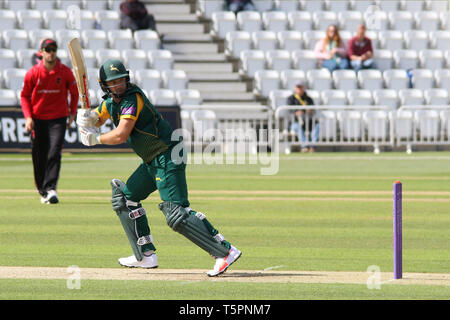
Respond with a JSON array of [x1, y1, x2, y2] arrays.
[[287, 82, 319, 153], [120, 0, 157, 33], [20, 39, 79, 204], [226, 0, 257, 14], [314, 24, 349, 72], [348, 24, 376, 73]]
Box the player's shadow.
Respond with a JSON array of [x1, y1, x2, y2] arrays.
[[221, 272, 322, 278]]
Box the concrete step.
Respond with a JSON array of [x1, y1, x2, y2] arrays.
[[158, 23, 204, 34], [163, 33, 213, 43], [174, 62, 233, 73], [189, 82, 248, 92], [146, 4, 191, 14], [173, 53, 227, 63], [187, 73, 241, 81], [201, 92, 255, 102], [155, 14, 198, 23], [163, 43, 218, 54]]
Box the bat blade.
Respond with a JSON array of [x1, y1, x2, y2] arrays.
[[68, 37, 91, 109]]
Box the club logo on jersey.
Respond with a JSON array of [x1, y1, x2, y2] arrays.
[[110, 65, 119, 72]]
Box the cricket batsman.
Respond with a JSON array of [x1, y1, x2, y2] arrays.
[[76, 60, 241, 276]]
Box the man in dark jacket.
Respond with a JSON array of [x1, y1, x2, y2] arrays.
[[120, 0, 157, 32], [287, 82, 319, 153], [226, 0, 257, 14]]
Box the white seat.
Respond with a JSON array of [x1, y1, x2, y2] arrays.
[[373, 89, 399, 109], [313, 11, 338, 31], [0, 89, 17, 106], [147, 50, 173, 71], [378, 31, 404, 50], [392, 109, 414, 140], [414, 109, 440, 141], [57, 48, 70, 67], [403, 30, 429, 51], [307, 69, 332, 91], [0, 10, 16, 30], [0, 49, 16, 69], [415, 11, 440, 31], [75, 10, 97, 30], [365, 30, 379, 50], [3, 0, 29, 10], [95, 10, 120, 30], [277, 31, 302, 51], [161, 70, 187, 91], [30, 0, 54, 10], [253, 70, 280, 98], [287, 11, 312, 32], [318, 110, 337, 141], [300, 0, 324, 12], [16, 10, 42, 30], [274, 0, 299, 12], [302, 30, 325, 50], [373, 50, 393, 72], [350, 0, 373, 12], [81, 30, 108, 50], [383, 69, 410, 90], [252, 0, 274, 12], [393, 50, 419, 70], [122, 49, 148, 71], [399, 89, 424, 106], [180, 109, 193, 141], [237, 11, 262, 32], [29, 30, 55, 50], [347, 89, 373, 105], [239, 50, 265, 78], [191, 109, 217, 142], [363, 110, 390, 140], [441, 12, 450, 30], [440, 110, 450, 138], [43, 10, 67, 29], [268, 89, 292, 109], [338, 11, 363, 31], [321, 90, 347, 105], [429, 31, 450, 51], [376, 0, 400, 12], [388, 11, 414, 31], [337, 111, 363, 140], [95, 49, 121, 67], [211, 11, 236, 39], [86, 89, 98, 108], [56, 0, 81, 10], [108, 29, 133, 50], [176, 89, 202, 106], [325, 0, 349, 11], [262, 11, 287, 32], [134, 30, 160, 51], [419, 50, 444, 71], [446, 51, 450, 68], [266, 50, 291, 71], [434, 69, 450, 90], [252, 31, 278, 51], [225, 31, 252, 59], [135, 69, 161, 91], [86, 68, 100, 90], [54, 30, 80, 50], [358, 69, 384, 90], [427, 0, 449, 11], [332, 70, 358, 91], [16, 49, 36, 69], [149, 89, 177, 106], [280, 69, 306, 90], [424, 89, 448, 105], [196, 0, 224, 20], [81, 49, 96, 68], [409, 69, 434, 89], [401, 0, 425, 11], [3, 30, 29, 51], [364, 10, 388, 31], [3, 68, 27, 90], [292, 50, 317, 71], [81, 0, 107, 11]]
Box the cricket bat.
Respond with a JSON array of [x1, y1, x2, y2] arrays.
[[68, 37, 91, 110]]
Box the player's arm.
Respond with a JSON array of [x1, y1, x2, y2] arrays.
[[97, 118, 135, 145]]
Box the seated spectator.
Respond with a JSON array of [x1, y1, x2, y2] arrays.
[[120, 0, 158, 33], [314, 24, 349, 72], [287, 82, 319, 153], [348, 24, 376, 73], [226, 0, 257, 14]]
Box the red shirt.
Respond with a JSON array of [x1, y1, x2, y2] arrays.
[[21, 59, 78, 120], [347, 36, 373, 58]]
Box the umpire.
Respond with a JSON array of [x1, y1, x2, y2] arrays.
[[20, 39, 79, 204]]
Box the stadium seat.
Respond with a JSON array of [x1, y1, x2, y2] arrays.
[[147, 50, 173, 71], [424, 88, 448, 105], [0, 49, 16, 69], [365, 30, 379, 50], [376, 0, 400, 12], [17, 10, 42, 30], [277, 31, 303, 51], [82, 0, 107, 11], [429, 31, 450, 51], [292, 50, 318, 71], [364, 10, 388, 31], [337, 111, 363, 140], [268, 89, 292, 109], [338, 11, 363, 31], [225, 31, 252, 59], [30, 30, 55, 50], [239, 50, 265, 78], [302, 30, 325, 50], [393, 50, 419, 70], [434, 69, 450, 90], [350, 0, 373, 12], [252, 31, 278, 51], [211, 11, 236, 39], [389, 11, 414, 31], [30, 0, 54, 10], [403, 30, 429, 51], [135, 69, 161, 91], [419, 50, 444, 71], [287, 11, 313, 32], [176, 89, 202, 106], [4, 0, 29, 10], [399, 89, 425, 106], [313, 11, 338, 31], [274, 0, 299, 12], [252, 0, 273, 12], [363, 110, 390, 140], [180, 109, 193, 141], [321, 90, 347, 105], [383, 69, 410, 90], [332, 70, 358, 91], [108, 29, 134, 50], [77, 10, 97, 30], [253, 70, 280, 98], [358, 69, 384, 90], [0, 10, 16, 30], [373, 50, 393, 72], [57, 49, 70, 67], [16, 49, 36, 69], [318, 110, 337, 141], [86, 68, 100, 90], [196, 0, 224, 20], [81, 30, 108, 50], [122, 49, 148, 71], [95, 10, 120, 30], [191, 109, 217, 142], [415, 11, 440, 31], [440, 12, 450, 30], [82, 49, 96, 68], [149, 89, 177, 106], [280, 69, 306, 90], [300, 0, 324, 12], [43, 10, 67, 29], [237, 11, 262, 32], [414, 109, 440, 141], [262, 11, 287, 32], [55, 30, 80, 50], [161, 70, 188, 91], [307, 69, 332, 91], [401, 0, 425, 11], [96, 49, 121, 67], [325, 0, 349, 11], [392, 109, 414, 140], [3, 68, 27, 90], [347, 89, 373, 105], [3, 30, 29, 51], [134, 30, 160, 51], [379, 31, 404, 50], [56, 0, 81, 10], [409, 68, 435, 89], [427, 0, 449, 11], [0, 88, 17, 106], [441, 110, 450, 138], [265, 50, 291, 71], [373, 89, 399, 109], [445, 51, 450, 68]]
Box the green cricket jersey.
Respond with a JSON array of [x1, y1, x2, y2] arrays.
[[95, 84, 174, 163]]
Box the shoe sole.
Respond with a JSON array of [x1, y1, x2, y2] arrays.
[[48, 196, 59, 204], [118, 262, 159, 269], [207, 251, 242, 277]]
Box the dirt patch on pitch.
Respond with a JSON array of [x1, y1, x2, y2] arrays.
[[0, 266, 449, 286]]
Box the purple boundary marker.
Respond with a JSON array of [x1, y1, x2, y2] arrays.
[[393, 181, 403, 279]]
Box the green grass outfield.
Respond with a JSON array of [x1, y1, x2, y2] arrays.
[[0, 152, 449, 299]]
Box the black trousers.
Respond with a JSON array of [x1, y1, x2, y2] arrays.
[[31, 117, 67, 197]]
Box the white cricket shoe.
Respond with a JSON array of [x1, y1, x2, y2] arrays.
[[118, 253, 158, 269], [207, 245, 242, 277], [40, 190, 59, 204]]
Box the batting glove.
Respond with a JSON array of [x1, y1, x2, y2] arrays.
[[79, 127, 102, 146], [76, 108, 99, 128]]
